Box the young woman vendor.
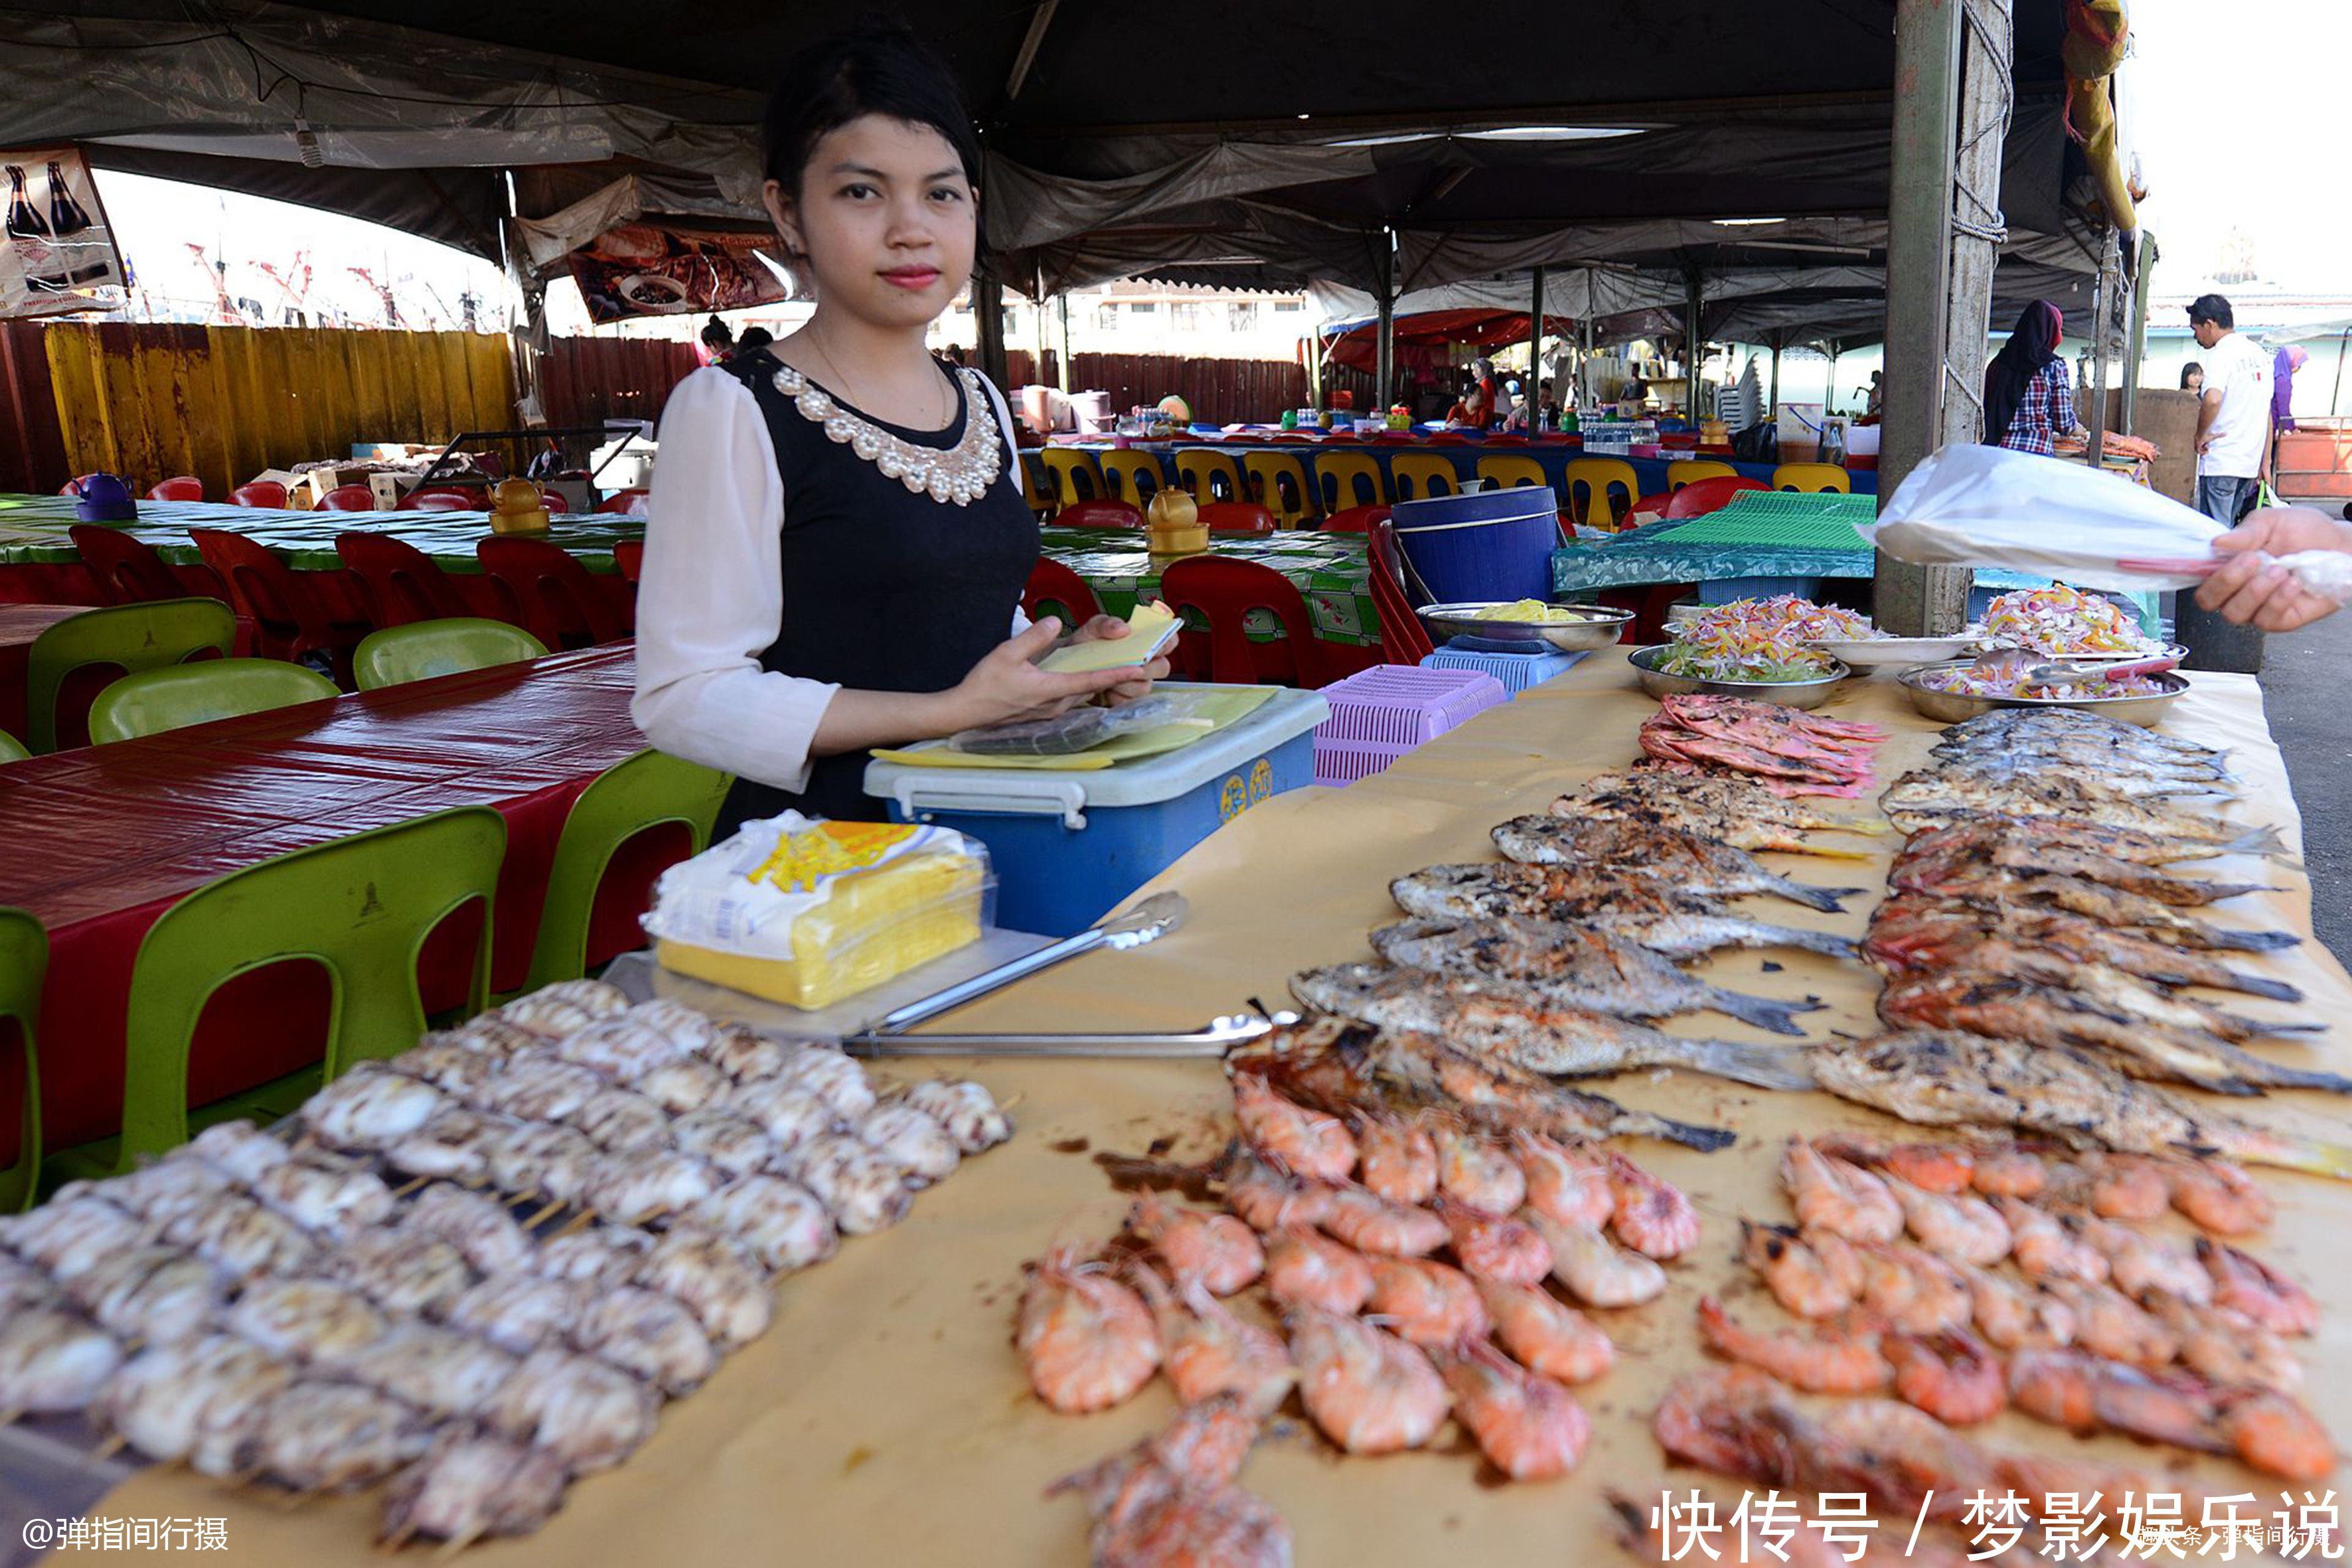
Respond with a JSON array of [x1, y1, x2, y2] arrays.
[[633, 21, 1166, 836]]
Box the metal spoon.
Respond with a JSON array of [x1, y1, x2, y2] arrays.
[[844, 1008, 1299, 1059], [1968, 649, 2178, 688]]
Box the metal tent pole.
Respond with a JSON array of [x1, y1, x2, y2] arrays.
[[1684, 270, 1703, 420], [1769, 335, 1782, 420], [2122, 231, 2157, 434], [974, 269, 1008, 392], [1374, 240, 1396, 414], [1527, 265, 1546, 422], [2088, 227, 2116, 468], [1056, 294, 1073, 394]]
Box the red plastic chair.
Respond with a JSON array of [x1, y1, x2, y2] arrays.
[[404, 490, 482, 512], [70, 524, 187, 606], [613, 540, 645, 584], [334, 532, 469, 629], [1055, 499, 1145, 529], [148, 476, 204, 502], [317, 485, 376, 512], [598, 489, 650, 516], [1318, 505, 1392, 534], [1158, 556, 1335, 687], [1630, 492, 1672, 517], [1485, 434, 1529, 447], [1664, 475, 1770, 520], [1021, 558, 1103, 629], [187, 528, 370, 680], [476, 536, 631, 650], [1198, 502, 1277, 534], [1366, 516, 1435, 665], [228, 481, 289, 509]]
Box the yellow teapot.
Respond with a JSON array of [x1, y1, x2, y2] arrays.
[[1145, 488, 1206, 557], [488, 477, 551, 534]]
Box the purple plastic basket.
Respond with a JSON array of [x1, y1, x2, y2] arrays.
[[1312, 665, 1508, 785]]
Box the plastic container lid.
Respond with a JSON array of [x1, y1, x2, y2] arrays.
[[1389, 487, 1557, 533]]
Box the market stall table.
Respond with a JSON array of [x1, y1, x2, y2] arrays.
[[82, 651, 2352, 1563], [0, 643, 678, 1158], [0, 603, 84, 741]]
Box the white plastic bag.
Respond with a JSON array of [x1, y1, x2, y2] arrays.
[[1858, 444, 2225, 591]]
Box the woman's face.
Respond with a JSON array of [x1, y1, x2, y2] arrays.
[[765, 114, 975, 331], [2185, 369, 2204, 394]]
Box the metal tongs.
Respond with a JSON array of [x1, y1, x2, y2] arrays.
[[1966, 648, 2178, 688], [844, 893, 1281, 1056]]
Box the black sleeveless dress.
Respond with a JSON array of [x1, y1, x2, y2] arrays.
[[710, 351, 1038, 836]]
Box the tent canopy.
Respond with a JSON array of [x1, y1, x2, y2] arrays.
[[1318, 309, 1578, 374]]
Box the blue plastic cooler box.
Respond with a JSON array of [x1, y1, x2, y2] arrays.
[[862, 684, 1331, 937]]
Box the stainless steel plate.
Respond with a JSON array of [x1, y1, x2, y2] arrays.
[[1417, 601, 1635, 653], [1627, 645, 1853, 710], [1895, 662, 2191, 727]]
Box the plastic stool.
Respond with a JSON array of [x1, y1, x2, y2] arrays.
[[1421, 643, 1586, 697], [1312, 665, 1507, 785]]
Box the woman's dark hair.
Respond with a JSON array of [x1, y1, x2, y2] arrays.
[[2180, 361, 2204, 389], [1982, 299, 2063, 447], [699, 315, 732, 350], [736, 327, 775, 354], [762, 19, 983, 202]]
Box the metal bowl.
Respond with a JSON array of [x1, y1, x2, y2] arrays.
[[1627, 645, 1853, 710], [1895, 662, 2191, 727], [1416, 601, 1636, 653]]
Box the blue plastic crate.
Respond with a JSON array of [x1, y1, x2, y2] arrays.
[[1420, 643, 1587, 696], [864, 686, 1330, 937]]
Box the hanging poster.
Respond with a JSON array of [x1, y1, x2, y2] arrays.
[[565, 222, 789, 324], [0, 146, 124, 319]]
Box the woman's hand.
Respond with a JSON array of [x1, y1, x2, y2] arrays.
[[1051, 609, 1172, 705], [945, 617, 1151, 729], [2196, 507, 2352, 633]]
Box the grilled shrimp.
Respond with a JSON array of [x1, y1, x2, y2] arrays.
[[1263, 1226, 1374, 1315], [1997, 1198, 2110, 1285], [1222, 1152, 1336, 1233], [1781, 1140, 1903, 1244], [1318, 1184, 1447, 1258], [1607, 1153, 1698, 1259], [2081, 1155, 2174, 1221], [2164, 1158, 2272, 1235], [2009, 1349, 2337, 1483], [1127, 1192, 1264, 1296], [1432, 1337, 1590, 1480], [2077, 1216, 2211, 1305], [1964, 1267, 2077, 1352], [1354, 1111, 1437, 1206], [2154, 1297, 2302, 1395], [1284, 1304, 1447, 1454], [1510, 1130, 1612, 1230], [2041, 1280, 2180, 1368], [1887, 1180, 2010, 1267], [1695, 1297, 1891, 1393], [1477, 1279, 1612, 1385], [1132, 1267, 1294, 1416], [1526, 1211, 1666, 1308], [1231, 1073, 1356, 1182], [1431, 1198, 1551, 1285], [1851, 1242, 1972, 1334], [1431, 1123, 1525, 1215], [1018, 1245, 1158, 1414], [2199, 1240, 2316, 1334], [1741, 1222, 1862, 1318], [1364, 1256, 1488, 1348], [1884, 1329, 2005, 1424]]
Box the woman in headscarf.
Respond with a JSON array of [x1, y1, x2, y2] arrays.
[[1982, 299, 2082, 455]]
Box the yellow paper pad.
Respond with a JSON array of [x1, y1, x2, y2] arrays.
[[1034, 600, 1179, 673]]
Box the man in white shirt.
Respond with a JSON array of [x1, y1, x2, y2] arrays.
[[2189, 293, 2272, 524]]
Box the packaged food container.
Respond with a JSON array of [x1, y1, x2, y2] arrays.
[[643, 815, 994, 1009]]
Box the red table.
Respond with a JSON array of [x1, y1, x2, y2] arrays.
[[0, 604, 84, 741], [0, 643, 685, 1158]]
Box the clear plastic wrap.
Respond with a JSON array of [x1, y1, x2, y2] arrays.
[[946, 693, 1217, 757], [1861, 443, 2227, 590]]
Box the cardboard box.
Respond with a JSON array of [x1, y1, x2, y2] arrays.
[[246, 469, 307, 507], [297, 467, 370, 510], [369, 473, 406, 510]]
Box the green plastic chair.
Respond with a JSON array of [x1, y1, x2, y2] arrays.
[[0, 909, 45, 1214], [521, 749, 730, 992], [0, 731, 27, 765], [87, 659, 339, 744], [49, 806, 507, 1179], [353, 617, 548, 692], [27, 597, 236, 753]]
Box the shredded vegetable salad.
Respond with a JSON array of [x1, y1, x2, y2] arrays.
[[1687, 594, 1875, 644], [1981, 584, 2163, 657], [1652, 595, 1861, 681], [1915, 665, 2172, 700]]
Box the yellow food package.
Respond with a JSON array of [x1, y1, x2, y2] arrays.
[[643, 813, 992, 1010]]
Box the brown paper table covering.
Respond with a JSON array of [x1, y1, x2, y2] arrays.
[[88, 654, 2352, 1559]]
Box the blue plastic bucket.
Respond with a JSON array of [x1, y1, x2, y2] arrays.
[[1390, 487, 1561, 603]]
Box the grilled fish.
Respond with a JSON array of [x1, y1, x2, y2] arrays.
[[1227, 1014, 1736, 1152], [1884, 864, 2300, 952], [1940, 707, 2225, 763], [1812, 1030, 2352, 1179], [1492, 815, 1859, 912], [1370, 915, 1823, 1035], [1865, 896, 2304, 1002], [1891, 836, 2271, 907], [1877, 971, 2348, 1097], [1880, 770, 2278, 848], [1552, 768, 1883, 856], [1289, 962, 1816, 1090], [1585, 911, 1859, 962], [1920, 751, 2235, 800], [1930, 734, 2236, 786], [1872, 939, 2314, 1046], [1899, 813, 2288, 867], [1390, 864, 1857, 958]]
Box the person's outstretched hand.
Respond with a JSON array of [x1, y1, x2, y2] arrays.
[[2197, 507, 2352, 633], [949, 618, 1149, 728], [1050, 607, 1173, 705]]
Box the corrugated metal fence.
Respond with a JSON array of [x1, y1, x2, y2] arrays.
[[0, 324, 1311, 497]]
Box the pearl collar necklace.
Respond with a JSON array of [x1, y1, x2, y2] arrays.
[[772, 362, 1002, 506]]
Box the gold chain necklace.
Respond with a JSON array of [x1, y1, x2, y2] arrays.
[[772, 359, 1003, 506]]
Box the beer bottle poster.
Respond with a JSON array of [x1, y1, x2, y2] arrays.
[[0, 147, 125, 318]]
